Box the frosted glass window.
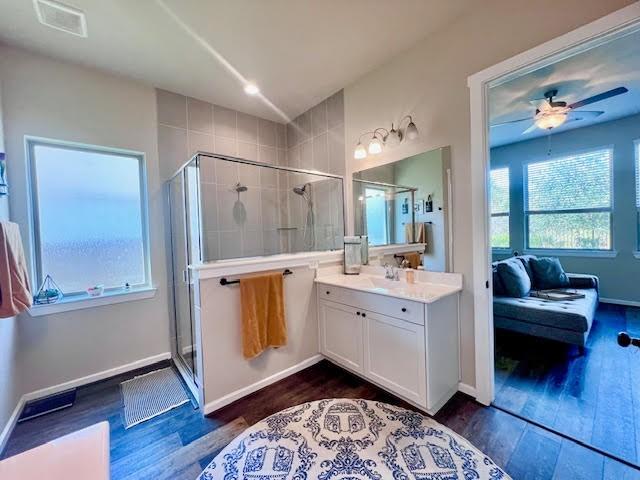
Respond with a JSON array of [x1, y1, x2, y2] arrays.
[[29, 140, 149, 295], [526, 148, 612, 250], [365, 187, 388, 246], [490, 167, 510, 248]]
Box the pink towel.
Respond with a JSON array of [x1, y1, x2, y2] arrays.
[[0, 221, 32, 318]]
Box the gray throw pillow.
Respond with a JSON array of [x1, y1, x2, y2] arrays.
[[496, 259, 531, 298], [492, 263, 506, 296], [516, 255, 536, 283], [530, 257, 570, 290]]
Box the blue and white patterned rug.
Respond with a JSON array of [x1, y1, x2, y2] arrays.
[[198, 398, 510, 479]]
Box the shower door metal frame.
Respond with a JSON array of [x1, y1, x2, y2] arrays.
[[352, 178, 418, 243], [167, 165, 199, 400]]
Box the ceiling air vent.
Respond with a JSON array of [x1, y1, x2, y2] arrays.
[[33, 0, 87, 37]]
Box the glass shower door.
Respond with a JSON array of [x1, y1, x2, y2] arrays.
[[169, 171, 196, 380]]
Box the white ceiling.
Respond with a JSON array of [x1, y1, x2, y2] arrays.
[[0, 0, 472, 123], [489, 29, 640, 147]]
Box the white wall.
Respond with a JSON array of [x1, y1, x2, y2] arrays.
[[343, 0, 634, 386], [198, 264, 322, 412], [0, 45, 171, 418], [0, 73, 22, 448]]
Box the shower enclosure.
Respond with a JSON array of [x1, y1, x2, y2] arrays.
[[166, 152, 345, 391], [353, 178, 416, 246]]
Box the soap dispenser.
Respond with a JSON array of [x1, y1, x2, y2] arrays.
[[343, 236, 362, 275]]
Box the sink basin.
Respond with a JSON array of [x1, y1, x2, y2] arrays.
[[317, 274, 461, 303]]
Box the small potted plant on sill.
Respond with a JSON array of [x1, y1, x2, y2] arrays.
[[34, 275, 63, 305]]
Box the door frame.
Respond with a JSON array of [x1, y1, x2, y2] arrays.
[[467, 3, 640, 405]]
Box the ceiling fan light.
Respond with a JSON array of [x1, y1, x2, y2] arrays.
[[405, 120, 419, 140], [535, 112, 567, 130], [354, 142, 367, 159], [368, 136, 384, 155]]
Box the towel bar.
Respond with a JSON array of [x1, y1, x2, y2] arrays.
[[219, 269, 293, 286]]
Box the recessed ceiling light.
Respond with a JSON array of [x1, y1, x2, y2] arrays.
[[244, 83, 260, 96]]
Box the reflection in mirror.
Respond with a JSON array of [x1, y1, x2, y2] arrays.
[[353, 146, 451, 272]]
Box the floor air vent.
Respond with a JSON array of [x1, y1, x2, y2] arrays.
[[18, 388, 77, 423], [33, 0, 87, 37]]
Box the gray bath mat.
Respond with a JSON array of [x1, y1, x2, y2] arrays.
[[120, 367, 190, 428]]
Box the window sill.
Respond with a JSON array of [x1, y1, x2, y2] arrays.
[[523, 249, 618, 258], [28, 287, 157, 317], [492, 248, 512, 255]]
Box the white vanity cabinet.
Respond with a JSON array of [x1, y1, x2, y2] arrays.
[[317, 282, 459, 415]]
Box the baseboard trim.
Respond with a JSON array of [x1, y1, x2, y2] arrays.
[[458, 382, 476, 397], [0, 397, 26, 454], [203, 355, 324, 415], [22, 352, 171, 402], [0, 351, 171, 455], [600, 297, 640, 308]]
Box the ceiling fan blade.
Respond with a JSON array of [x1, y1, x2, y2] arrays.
[[567, 110, 604, 120], [491, 117, 532, 128], [568, 87, 628, 109], [522, 123, 539, 134]]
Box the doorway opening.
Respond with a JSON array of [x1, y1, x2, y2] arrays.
[[469, 3, 640, 468]]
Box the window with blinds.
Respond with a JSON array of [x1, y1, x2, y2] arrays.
[[490, 167, 510, 248], [526, 148, 612, 250]]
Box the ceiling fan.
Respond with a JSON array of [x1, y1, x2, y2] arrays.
[[491, 86, 629, 134]]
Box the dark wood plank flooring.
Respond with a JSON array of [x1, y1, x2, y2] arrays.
[[3, 357, 640, 479], [494, 303, 640, 467]]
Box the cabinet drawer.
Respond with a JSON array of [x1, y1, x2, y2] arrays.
[[318, 284, 423, 325]]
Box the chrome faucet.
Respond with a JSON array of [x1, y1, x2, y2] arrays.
[[384, 263, 400, 281]]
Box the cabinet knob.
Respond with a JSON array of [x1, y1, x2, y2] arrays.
[[402, 307, 407, 313], [362, 313, 367, 318], [326, 291, 330, 295], [356, 311, 361, 316]]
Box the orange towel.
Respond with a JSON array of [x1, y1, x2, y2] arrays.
[[0, 221, 32, 318], [240, 272, 287, 359], [403, 252, 421, 269]]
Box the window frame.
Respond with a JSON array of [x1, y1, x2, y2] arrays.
[[490, 166, 510, 251], [25, 136, 152, 299], [523, 145, 614, 253], [635, 139, 640, 256]]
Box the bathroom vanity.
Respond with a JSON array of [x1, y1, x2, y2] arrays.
[[315, 267, 462, 414]]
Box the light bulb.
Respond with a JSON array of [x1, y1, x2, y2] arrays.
[[368, 136, 383, 155], [244, 83, 260, 95], [405, 120, 419, 140], [354, 142, 367, 159]]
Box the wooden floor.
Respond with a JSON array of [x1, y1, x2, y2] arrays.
[[3, 357, 640, 479], [494, 303, 640, 467]]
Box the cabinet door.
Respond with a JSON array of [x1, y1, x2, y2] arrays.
[[319, 300, 364, 373], [364, 311, 427, 406]]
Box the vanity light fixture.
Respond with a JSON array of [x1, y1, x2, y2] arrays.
[[368, 128, 388, 155], [354, 141, 368, 159], [386, 123, 402, 146], [403, 116, 419, 140], [353, 117, 418, 159], [244, 83, 260, 95]]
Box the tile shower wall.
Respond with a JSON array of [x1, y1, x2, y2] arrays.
[[157, 89, 289, 260], [286, 90, 345, 251]]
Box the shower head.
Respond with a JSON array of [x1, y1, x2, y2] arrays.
[[234, 183, 248, 193], [293, 183, 310, 196]]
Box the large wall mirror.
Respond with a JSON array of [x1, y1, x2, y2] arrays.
[[353, 146, 452, 272]]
